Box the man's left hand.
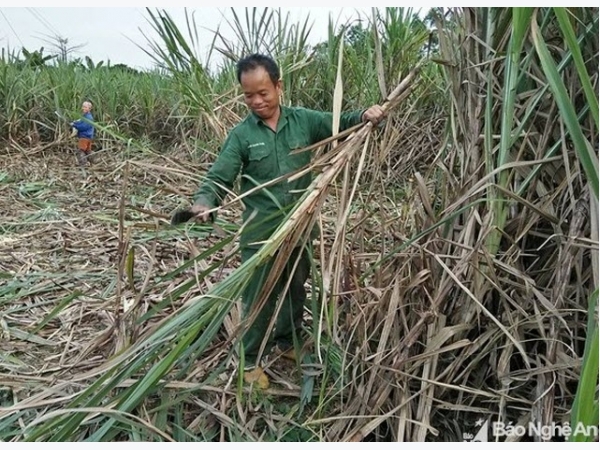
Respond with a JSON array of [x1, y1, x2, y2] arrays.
[[362, 105, 386, 125]]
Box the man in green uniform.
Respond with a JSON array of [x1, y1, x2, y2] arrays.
[[190, 53, 385, 367]]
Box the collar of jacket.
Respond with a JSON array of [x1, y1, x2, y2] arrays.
[[248, 105, 290, 126]]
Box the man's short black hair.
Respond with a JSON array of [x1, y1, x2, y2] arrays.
[[236, 54, 280, 85]]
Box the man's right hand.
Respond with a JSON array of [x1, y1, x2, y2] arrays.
[[190, 203, 212, 223]]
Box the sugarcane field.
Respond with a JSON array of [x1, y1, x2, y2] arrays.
[[0, 7, 598, 443]]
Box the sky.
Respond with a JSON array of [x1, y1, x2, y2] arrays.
[[0, 6, 433, 71]]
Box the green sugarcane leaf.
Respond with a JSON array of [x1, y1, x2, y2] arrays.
[[531, 13, 599, 199], [554, 8, 599, 129]]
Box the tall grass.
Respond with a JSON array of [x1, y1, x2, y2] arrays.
[[0, 59, 180, 146]]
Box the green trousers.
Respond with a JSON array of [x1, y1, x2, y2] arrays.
[[241, 245, 310, 363]]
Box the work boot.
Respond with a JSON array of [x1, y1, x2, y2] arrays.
[[273, 340, 298, 362]]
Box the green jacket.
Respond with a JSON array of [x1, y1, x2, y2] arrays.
[[194, 105, 364, 248]]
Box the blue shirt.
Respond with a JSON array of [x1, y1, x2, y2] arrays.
[[72, 112, 94, 139]]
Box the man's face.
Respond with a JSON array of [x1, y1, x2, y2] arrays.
[[82, 102, 91, 114], [240, 67, 281, 121]]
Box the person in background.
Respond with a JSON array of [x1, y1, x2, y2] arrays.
[[71, 100, 95, 166], [190, 53, 385, 372]]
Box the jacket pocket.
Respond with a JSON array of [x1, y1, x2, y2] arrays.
[[246, 145, 274, 181]]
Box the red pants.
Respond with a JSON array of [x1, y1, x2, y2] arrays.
[[78, 138, 93, 153]]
